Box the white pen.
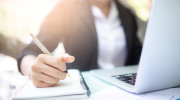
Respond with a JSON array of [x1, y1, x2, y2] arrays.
[[30, 33, 71, 78]]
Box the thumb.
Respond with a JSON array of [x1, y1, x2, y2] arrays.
[[61, 53, 75, 63]]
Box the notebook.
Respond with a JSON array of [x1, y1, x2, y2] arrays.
[[13, 69, 90, 100]]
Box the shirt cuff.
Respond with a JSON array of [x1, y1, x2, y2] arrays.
[[17, 50, 39, 75]]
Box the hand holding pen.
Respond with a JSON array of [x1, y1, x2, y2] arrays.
[[27, 33, 75, 87]]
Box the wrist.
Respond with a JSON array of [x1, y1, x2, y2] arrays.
[[20, 55, 36, 76]]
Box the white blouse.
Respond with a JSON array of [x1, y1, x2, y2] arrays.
[[91, 1, 127, 69]]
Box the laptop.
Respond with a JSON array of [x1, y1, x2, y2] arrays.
[[90, 0, 180, 94]]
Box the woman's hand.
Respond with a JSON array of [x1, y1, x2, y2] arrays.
[[21, 53, 75, 87]]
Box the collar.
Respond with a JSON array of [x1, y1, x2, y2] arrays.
[[91, 0, 119, 22]]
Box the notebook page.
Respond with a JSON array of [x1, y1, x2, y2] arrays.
[[14, 70, 87, 99], [81, 86, 179, 100]]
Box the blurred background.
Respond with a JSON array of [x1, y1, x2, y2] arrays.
[[0, 0, 152, 99]]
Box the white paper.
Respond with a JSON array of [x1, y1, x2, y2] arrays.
[[14, 70, 87, 99], [81, 86, 180, 100]]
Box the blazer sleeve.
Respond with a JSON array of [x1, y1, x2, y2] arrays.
[[17, 1, 67, 73]]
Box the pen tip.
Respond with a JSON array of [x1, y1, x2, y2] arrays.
[[67, 73, 71, 78]]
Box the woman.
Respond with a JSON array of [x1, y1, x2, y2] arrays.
[[18, 0, 142, 87]]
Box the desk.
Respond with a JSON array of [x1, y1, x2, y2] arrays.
[[14, 71, 180, 100], [82, 71, 113, 94]]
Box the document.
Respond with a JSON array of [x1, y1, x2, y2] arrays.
[[81, 86, 180, 100], [14, 70, 90, 100]]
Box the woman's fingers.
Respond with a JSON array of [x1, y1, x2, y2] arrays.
[[61, 53, 75, 63], [36, 54, 66, 71], [32, 72, 60, 84], [30, 53, 75, 87], [32, 62, 66, 80]]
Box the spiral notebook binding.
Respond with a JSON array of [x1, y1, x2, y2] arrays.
[[80, 73, 91, 97]]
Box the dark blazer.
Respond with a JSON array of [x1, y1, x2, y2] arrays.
[[17, 0, 142, 72]]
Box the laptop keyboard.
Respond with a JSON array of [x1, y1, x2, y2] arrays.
[[111, 73, 137, 86]]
